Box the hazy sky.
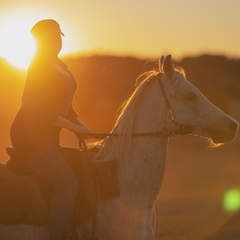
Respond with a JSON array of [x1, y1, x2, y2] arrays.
[[0, 0, 240, 68]]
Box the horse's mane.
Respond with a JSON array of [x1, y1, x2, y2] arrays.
[[95, 70, 159, 163], [94, 64, 187, 163], [114, 70, 159, 133]]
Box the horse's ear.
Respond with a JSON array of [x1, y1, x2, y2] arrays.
[[163, 55, 174, 79], [159, 56, 164, 72]]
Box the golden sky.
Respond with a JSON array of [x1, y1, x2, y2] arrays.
[[0, 0, 240, 69]]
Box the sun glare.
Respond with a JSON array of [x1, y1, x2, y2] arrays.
[[223, 189, 240, 212], [0, 13, 37, 70], [0, 9, 86, 70]]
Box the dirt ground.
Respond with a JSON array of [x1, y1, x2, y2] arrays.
[[153, 135, 240, 240], [155, 199, 234, 240]]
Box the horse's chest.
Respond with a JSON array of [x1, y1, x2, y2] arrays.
[[120, 138, 167, 197]]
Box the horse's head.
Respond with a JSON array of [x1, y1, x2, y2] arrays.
[[158, 55, 239, 146]]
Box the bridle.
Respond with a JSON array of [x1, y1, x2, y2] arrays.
[[82, 73, 192, 139], [156, 73, 193, 136]]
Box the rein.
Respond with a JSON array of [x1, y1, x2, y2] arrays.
[[80, 132, 166, 139], [157, 73, 193, 136]]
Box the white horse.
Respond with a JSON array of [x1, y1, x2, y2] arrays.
[[0, 55, 238, 240]]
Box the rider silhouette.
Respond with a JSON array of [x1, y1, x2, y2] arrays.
[[10, 19, 91, 240]]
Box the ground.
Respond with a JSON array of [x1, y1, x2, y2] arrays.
[[153, 135, 240, 240], [155, 199, 234, 240]]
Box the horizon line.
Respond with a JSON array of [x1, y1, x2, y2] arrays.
[[0, 51, 239, 71]]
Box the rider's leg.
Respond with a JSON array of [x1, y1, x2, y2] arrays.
[[23, 140, 78, 240]]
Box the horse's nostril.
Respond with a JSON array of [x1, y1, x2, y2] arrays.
[[228, 122, 238, 133]]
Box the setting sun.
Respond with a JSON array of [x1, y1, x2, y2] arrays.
[[0, 10, 86, 70], [0, 13, 37, 70]]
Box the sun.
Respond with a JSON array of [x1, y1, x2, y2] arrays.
[[0, 9, 86, 70], [0, 19, 35, 70], [0, 13, 37, 70]]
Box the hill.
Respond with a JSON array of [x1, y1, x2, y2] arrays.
[[181, 55, 240, 116]]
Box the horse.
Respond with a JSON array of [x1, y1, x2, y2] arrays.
[[0, 55, 238, 240]]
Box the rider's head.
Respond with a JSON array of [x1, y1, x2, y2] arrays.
[[31, 19, 64, 57]]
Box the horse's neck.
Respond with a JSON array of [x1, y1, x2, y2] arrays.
[[119, 82, 169, 201], [95, 80, 169, 239], [133, 80, 167, 133]]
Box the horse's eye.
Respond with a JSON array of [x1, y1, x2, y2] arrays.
[[187, 92, 197, 101]]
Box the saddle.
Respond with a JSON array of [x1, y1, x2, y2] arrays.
[[0, 145, 120, 227]]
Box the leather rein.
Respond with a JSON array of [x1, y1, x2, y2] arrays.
[[83, 73, 192, 139]]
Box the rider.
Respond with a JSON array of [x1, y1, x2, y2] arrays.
[[10, 19, 92, 240]]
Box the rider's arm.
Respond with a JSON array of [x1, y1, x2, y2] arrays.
[[53, 115, 92, 134]]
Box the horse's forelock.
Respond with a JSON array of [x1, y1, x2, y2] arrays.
[[174, 66, 186, 78]]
